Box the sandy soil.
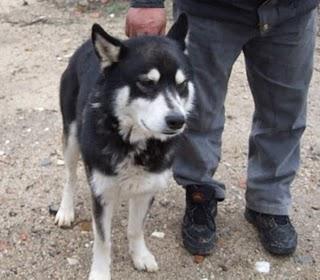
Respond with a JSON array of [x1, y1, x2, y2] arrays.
[[0, 1, 320, 279]]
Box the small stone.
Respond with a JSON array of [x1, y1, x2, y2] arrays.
[[90, 12, 101, 18], [151, 231, 165, 239], [73, 10, 83, 17], [120, 219, 127, 227], [294, 255, 315, 265], [44, 127, 50, 132], [218, 264, 228, 271], [63, 54, 72, 59], [238, 176, 247, 189], [25, 183, 34, 191], [159, 199, 170, 207], [48, 204, 59, 216], [67, 258, 79, 265], [56, 159, 65, 166], [0, 150, 5, 156], [0, 240, 10, 252], [78, 0, 88, 6], [40, 158, 52, 167], [255, 261, 270, 274], [109, 13, 115, 18], [9, 211, 17, 217], [20, 232, 28, 241]]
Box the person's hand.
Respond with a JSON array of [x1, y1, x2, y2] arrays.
[[125, 8, 166, 37]]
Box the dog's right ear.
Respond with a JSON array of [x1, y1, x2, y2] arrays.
[[167, 13, 188, 51], [92, 23, 124, 68]]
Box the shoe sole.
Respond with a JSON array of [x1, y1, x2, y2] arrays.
[[244, 211, 297, 256]]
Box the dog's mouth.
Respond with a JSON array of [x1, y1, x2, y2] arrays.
[[141, 120, 183, 136], [162, 130, 182, 136]]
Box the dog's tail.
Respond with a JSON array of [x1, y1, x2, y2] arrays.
[[59, 62, 79, 141]]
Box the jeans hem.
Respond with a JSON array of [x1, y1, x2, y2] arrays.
[[174, 174, 226, 201], [246, 200, 291, 216]]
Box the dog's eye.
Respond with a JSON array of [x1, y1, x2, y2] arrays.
[[136, 80, 156, 91], [177, 80, 188, 92]]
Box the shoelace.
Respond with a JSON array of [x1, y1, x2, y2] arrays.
[[188, 199, 215, 226], [259, 213, 289, 226], [273, 215, 290, 225]]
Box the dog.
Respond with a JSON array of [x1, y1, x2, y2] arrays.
[[54, 14, 194, 280]]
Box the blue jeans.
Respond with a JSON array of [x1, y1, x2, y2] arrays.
[[173, 8, 316, 215]]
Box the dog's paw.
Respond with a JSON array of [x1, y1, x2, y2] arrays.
[[89, 270, 111, 280], [54, 207, 74, 227], [132, 251, 159, 272]]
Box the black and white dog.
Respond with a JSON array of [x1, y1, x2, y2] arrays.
[[55, 14, 194, 280]]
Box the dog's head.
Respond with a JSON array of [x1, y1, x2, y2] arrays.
[[92, 14, 194, 143]]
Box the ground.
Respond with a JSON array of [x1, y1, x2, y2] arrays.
[[0, 1, 320, 279]]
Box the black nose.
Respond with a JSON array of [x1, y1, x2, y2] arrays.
[[165, 114, 185, 130]]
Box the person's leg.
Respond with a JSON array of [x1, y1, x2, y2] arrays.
[[174, 11, 253, 254], [173, 15, 252, 200], [244, 11, 316, 216], [243, 10, 316, 254]]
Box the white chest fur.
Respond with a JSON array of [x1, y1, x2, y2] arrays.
[[91, 156, 171, 199]]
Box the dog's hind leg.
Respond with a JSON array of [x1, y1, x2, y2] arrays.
[[55, 121, 79, 227], [128, 194, 158, 272]]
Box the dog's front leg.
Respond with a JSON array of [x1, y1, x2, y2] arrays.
[[128, 193, 158, 272], [89, 191, 116, 280], [55, 123, 80, 227]]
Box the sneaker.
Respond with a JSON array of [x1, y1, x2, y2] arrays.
[[182, 185, 217, 255], [245, 208, 297, 255]]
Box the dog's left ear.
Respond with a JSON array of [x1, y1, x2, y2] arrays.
[[92, 23, 124, 68], [167, 13, 189, 50]]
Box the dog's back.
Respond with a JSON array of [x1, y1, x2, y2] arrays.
[[59, 40, 99, 137]]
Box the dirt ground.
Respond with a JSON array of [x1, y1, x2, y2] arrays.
[[0, 1, 320, 279]]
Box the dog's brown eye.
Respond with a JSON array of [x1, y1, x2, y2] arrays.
[[140, 80, 155, 87], [136, 80, 156, 91], [178, 80, 188, 91]]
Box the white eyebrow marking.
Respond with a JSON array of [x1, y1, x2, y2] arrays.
[[175, 69, 186, 84], [91, 102, 101, 109], [140, 68, 161, 83]]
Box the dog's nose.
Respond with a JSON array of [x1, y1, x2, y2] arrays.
[[165, 114, 185, 130]]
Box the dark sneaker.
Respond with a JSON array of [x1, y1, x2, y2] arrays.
[[182, 185, 217, 255], [245, 208, 297, 255]]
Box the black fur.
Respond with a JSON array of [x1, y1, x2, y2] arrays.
[[61, 27, 190, 174], [143, 196, 155, 225], [59, 15, 192, 241], [92, 194, 105, 241]]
